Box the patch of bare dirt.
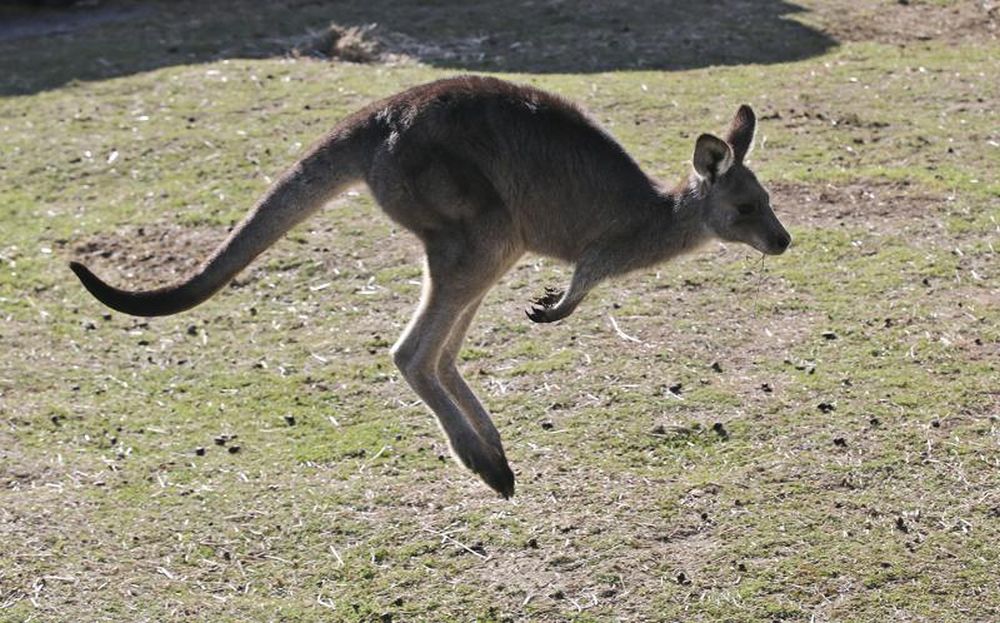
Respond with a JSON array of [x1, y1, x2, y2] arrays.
[[282, 1, 1000, 72], [770, 180, 952, 237], [70, 222, 226, 288], [275, 0, 841, 73], [805, 0, 999, 45]]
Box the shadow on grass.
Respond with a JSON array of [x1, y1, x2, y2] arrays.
[[0, 0, 836, 95]]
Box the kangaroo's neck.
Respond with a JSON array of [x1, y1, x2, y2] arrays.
[[627, 176, 712, 269], [675, 179, 716, 249]]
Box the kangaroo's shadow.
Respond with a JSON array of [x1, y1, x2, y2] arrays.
[[0, 0, 836, 96]]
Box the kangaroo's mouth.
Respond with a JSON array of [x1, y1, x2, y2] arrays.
[[751, 232, 791, 255]]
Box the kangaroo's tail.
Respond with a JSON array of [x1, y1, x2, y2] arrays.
[[70, 128, 370, 317]]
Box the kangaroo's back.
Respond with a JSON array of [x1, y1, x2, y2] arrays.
[[362, 76, 662, 260]]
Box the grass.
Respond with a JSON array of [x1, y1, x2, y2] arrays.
[[1, 0, 998, 621]]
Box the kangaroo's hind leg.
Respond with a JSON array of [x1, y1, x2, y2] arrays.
[[392, 230, 521, 497], [437, 290, 508, 452]]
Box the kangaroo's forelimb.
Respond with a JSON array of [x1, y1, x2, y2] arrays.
[[525, 245, 623, 323]]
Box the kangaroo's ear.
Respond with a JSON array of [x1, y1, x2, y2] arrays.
[[726, 104, 756, 163], [693, 134, 734, 182]]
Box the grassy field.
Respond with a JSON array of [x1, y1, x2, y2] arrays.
[[1, 0, 998, 621]]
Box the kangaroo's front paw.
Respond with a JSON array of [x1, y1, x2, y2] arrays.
[[525, 287, 564, 323]]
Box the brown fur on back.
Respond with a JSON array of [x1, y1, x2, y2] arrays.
[[348, 76, 664, 261]]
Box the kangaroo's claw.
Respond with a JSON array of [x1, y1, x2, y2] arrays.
[[525, 287, 564, 323], [539, 286, 563, 306], [525, 305, 549, 323]]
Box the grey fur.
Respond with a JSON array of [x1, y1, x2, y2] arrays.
[[71, 76, 791, 497]]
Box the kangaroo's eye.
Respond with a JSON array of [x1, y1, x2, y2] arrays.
[[737, 203, 757, 216]]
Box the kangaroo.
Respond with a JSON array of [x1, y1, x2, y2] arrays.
[[70, 75, 790, 498]]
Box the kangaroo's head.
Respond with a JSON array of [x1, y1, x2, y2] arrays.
[[691, 105, 790, 255]]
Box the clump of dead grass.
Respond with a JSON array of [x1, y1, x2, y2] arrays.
[[292, 22, 383, 63]]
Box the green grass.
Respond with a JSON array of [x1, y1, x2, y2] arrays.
[[1, 1, 998, 621]]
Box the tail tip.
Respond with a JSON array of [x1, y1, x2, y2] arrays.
[[69, 260, 89, 279]]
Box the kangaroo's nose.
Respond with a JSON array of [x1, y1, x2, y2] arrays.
[[773, 231, 791, 254]]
